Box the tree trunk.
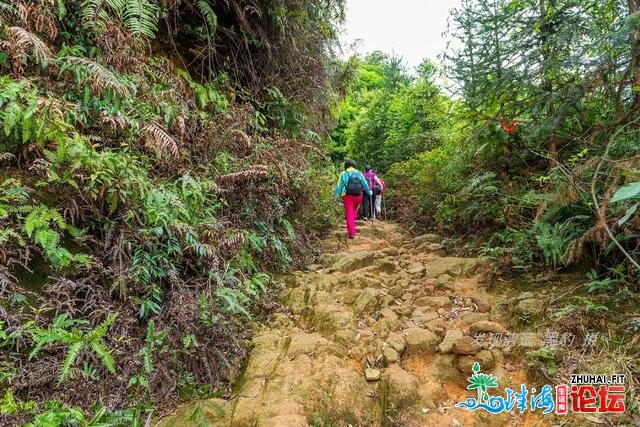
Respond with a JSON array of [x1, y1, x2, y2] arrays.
[[539, 0, 557, 165], [630, 0, 640, 108]]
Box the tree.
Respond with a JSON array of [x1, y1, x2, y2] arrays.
[[330, 54, 449, 172]]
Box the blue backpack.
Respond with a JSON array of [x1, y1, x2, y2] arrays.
[[345, 172, 363, 195]]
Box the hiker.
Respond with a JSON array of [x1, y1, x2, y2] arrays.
[[372, 169, 386, 219], [362, 166, 385, 220], [334, 159, 372, 239]]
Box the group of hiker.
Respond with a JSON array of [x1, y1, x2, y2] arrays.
[[334, 159, 386, 239]]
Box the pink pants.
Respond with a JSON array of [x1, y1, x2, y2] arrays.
[[342, 194, 363, 238]]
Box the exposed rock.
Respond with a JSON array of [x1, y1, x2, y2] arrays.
[[455, 312, 490, 328], [384, 365, 420, 407], [492, 366, 512, 394], [339, 288, 361, 305], [365, 368, 381, 381], [424, 257, 480, 279], [490, 349, 505, 366], [452, 336, 482, 355], [374, 308, 400, 336], [383, 294, 395, 306], [404, 328, 439, 354], [474, 298, 492, 313], [386, 332, 406, 353], [414, 296, 451, 308], [389, 284, 405, 298], [383, 247, 399, 257], [425, 243, 445, 252], [280, 287, 307, 315], [457, 350, 494, 375], [311, 304, 355, 338], [411, 307, 439, 325], [258, 415, 308, 427], [378, 260, 398, 274], [287, 332, 330, 357], [438, 330, 464, 354], [469, 321, 509, 335], [413, 234, 441, 246], [353, 288, 381, 315], [406, 262, 426, 276], [432, 354, 460, 382], [383, 346, 399, 364], [391, 305, 413, 318], [436, 273, 454, 284], [401, 292, 414, 302], [330, 250, 376, 272], [270, 312, 293, 330], [333, 329, 358, 348], [379, 307, 398, 321], [423, 319, 448, 336]]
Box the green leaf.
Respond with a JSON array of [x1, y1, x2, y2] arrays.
[[59, 341, 84, 381], [611, 182, 640, 203], [618, 203, 638, 226]]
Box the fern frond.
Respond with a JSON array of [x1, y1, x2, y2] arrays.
[[5, 26, 52, 67], [62, 56, 130, 96], [100, 112, 130, 131], [0, 152, 15, 162], [220, 232, 245, 249], [230, 129, 252, 149], [141, 346, 153, 373], [217, 165, 269, 184], [28, 330, 69, 359], [142, 122, 179, 157], [81, 0, 126, 30], [196, 0, 217, 34], [86, 312, 118, 342], [89, 341, 116, 374], [121, 0, 160, 38], [59, 341, 84, 381], [0, 1, 21, 24]]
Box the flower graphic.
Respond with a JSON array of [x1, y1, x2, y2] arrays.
[[467, 362, 499, 403]]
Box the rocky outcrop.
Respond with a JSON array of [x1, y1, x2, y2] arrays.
[[159, 221, 537, 427]]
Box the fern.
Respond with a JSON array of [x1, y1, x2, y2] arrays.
[[82, 0, 161, 38], [59, 341, 84, 381], [5, 27, 52, 68], [61, 56, 131, 96], [0, 2, 21, 24], [81, 0, 125, 30], [122, 0, 160, 38], [89, 341, 116, 375], [141, 346, 153, 373], [86, 312, 118, 342], [29, 312, 119, 381], [196, 0, 217, 34], [142, 122, 179, 157]]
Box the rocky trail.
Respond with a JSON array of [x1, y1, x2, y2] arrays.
[[160, 221, 549, 426]]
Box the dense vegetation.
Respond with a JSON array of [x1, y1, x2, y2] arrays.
[[0, 0, 343, 424], [333, 0, 640, 282], [331, 1, 640, 419], [2, 0, 640, 424]]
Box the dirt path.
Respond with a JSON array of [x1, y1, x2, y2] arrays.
[[159, 221, 548, 426]]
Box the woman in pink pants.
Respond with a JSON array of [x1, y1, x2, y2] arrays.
[[334, 159, 372, 239]]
